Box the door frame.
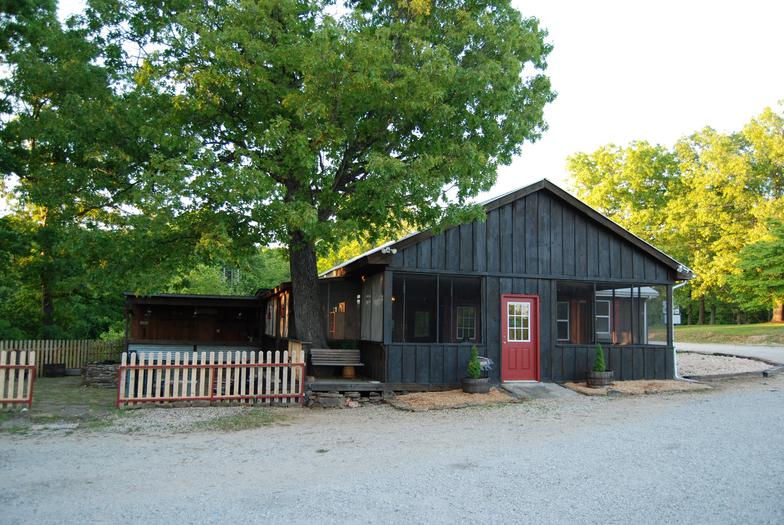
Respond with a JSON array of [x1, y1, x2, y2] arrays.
[[501, 294, 541, 382]]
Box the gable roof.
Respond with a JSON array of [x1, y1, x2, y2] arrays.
[[321, 179, 694, 281]]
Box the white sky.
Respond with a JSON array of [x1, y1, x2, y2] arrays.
[[51, 0, 784, 202]]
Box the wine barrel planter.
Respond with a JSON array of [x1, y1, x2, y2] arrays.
[[587, 370, 614, 388], [462, 377, 491, 394]]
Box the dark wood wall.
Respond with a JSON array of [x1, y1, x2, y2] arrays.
[[389, 189, 673, 283], [381, 188, 676, 384], [552, 344, 673, 381]]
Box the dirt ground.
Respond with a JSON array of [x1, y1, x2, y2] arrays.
[[677, 352, 772, 376], [390, 388, 515, 411], [564, 379, 712, 396]]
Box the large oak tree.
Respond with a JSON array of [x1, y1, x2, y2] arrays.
[[96, 0, 555, 346]]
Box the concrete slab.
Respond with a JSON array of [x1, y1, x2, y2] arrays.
[[500, 382, 581, 401]]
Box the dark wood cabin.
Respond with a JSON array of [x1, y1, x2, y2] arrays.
[[124, 293, 265, 355], [265, 179, 692, 387]]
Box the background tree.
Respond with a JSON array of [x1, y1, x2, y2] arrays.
[[568, 106, 784, 324], [731, 220, 784, 322], [96, 0, 555, 346], [0, 2, 246, 338]]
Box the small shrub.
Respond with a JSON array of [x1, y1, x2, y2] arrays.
[[593, 344, 606, 373], [467, 345, 482, 379]]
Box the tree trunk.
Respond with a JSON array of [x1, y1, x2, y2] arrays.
[[773, 302, 784, 323], [710, 303, 716, 325], [698, 297, 705, 325], [41, 273, 54, 331], [288, 229, 327, 348]]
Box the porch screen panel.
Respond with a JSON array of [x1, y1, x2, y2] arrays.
[[392, 274, 480, 343], [555, 282, 594, 344], [644, 285, 668, 345], [595, 286, 649, 345], [360, 273, 383, 342]]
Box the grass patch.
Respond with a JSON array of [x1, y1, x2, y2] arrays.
[[195, 408, 282, 432], [674, 323, 784, 345], [316, 448, 329, 454], [1, 376, 123, 434]]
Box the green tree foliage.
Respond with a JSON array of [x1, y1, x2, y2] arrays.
[[568, 106, 784, 322], [0, 3, 260, 338], [466, 345, 482, 379], [731, 220, 784, 312], [90, 0, 555, 345], [593, 344, 606, 373]]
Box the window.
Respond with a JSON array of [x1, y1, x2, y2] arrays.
[[595, 300, 611, 335], [456, 306, 477, 341], [507, 302, 530, 342], [392, 274, 481, 343], [556, 301, 570, 341]]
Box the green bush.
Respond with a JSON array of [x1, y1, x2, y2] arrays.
[[467, 345, 482, 379], [593, 344, 606, 372]]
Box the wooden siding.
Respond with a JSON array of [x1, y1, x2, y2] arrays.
[[385, 344, 485, 386], [380, 187, 677, 385], [551, 344, 673, 381], [390, 190, 673, 283]]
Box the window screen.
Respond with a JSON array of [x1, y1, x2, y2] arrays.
[[392, 274, 481, 343]]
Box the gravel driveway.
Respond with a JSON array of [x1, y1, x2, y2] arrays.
[[2, 376, 783, 524]]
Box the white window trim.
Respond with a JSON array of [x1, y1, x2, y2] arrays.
[[455, 305, 477, 341], [556, 301, 570, 342], [595, 299, 611, 335], [507, 301, 531, 343]]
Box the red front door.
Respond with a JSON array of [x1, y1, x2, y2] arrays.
[[501, 295, 540, 381]]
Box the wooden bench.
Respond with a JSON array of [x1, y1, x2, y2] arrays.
[[310, 348, 364, 379]]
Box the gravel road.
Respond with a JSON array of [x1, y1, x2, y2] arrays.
[[2, 376, 783, 524]]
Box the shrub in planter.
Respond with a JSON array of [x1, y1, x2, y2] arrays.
[[462, 346, 490, 393], [587, 344, 613, 388]]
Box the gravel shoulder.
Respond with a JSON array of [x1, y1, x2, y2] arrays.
[[1, 375, 783, 524], [677, 351, 772, 377]]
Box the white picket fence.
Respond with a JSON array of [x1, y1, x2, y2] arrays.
[[0, 340, 122, 371], [117, 350, 305, 408], [0, 351, 36, 409]]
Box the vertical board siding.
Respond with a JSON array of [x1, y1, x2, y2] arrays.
[[386, 187, 678, 386], [485, 277, 501, 382], [513, 197, 526, 274], [486, 209, 500, 273], [460, 223, 473, 272], [575, 215, 587, 277], [551, 201, 563, 276], [473, 220, 487, 272], [386, 344, 488, 386], [538, 193, 552, 275], [525, 193, 539, 274], [445, 227, 460, 271], [562, 209, 576, 276], [552, 345, 673, 381], [500, 205, 513, 273], [418, 239, 431, 270], [587, 223, 599, 277]]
